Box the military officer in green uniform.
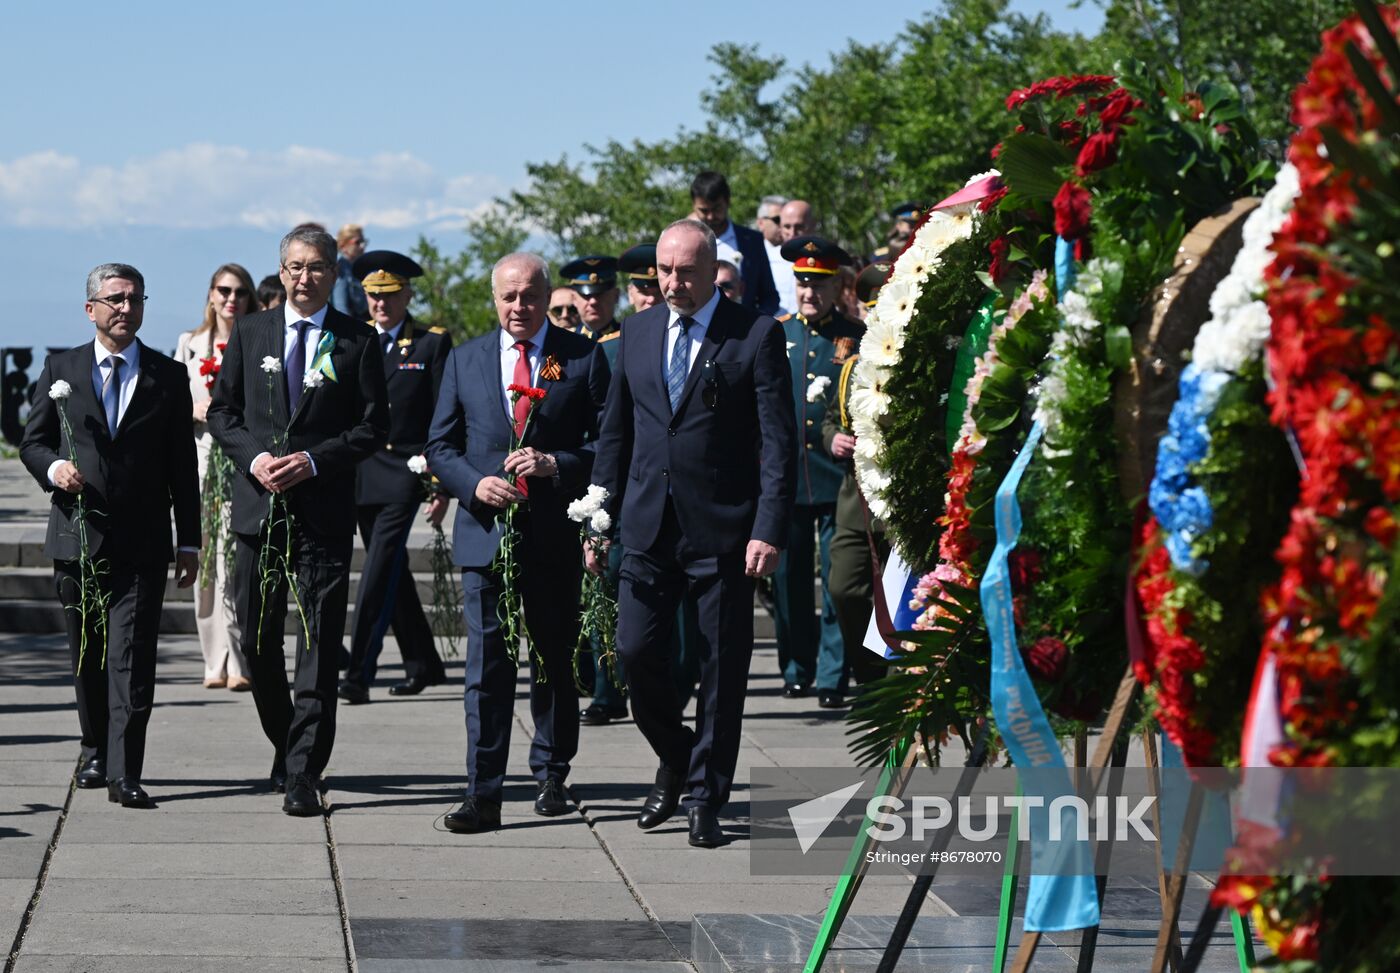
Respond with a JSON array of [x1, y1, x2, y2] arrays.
[[559, 255, 620, 341], [823, 264, 889, 690], [772, 236, 863, 707]]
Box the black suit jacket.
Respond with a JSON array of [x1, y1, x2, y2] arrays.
[[355, 315, 452, 505], [733, 222, 780, 315], [206, 306, 390, 538], [426, 325, 610, 569], [20, 340, 200, 565], [591, 295, 796, 556]]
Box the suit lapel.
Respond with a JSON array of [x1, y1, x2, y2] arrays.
[[383, 315, 413, 381], [115, 340, 158, 437], [522, 328, 563, 447], [69, 343, 104, 436], [475, 331, 513, 439]]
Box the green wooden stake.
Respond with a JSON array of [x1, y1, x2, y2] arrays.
[[802, 735, 913, 973], [993, 791, 1023, 972], [1230, 908, 1255, 971]]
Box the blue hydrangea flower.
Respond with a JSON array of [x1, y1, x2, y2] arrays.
[[1149, 365, 1229, 576]]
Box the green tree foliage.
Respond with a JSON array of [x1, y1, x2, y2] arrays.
[[414, 0, 1332, 337]]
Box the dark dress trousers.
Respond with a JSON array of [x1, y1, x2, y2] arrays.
[[20, 340, 200, 782], [426, 325, 609, 804], [732, 222, 781, 316], [207, 306, 389, 779], [592, 295, 796, 810], [346, 316, 451, 689]]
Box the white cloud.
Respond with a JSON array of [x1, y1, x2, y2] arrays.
[[0, 144, 503, 231]]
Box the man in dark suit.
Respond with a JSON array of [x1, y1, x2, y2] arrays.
[[337, 251, 450, 705], [208, 225, 389, 817], [590, 218, 796, 847], [426, 252, 609, 833], [689, 171, 780, 315], [20, 263, 201, 809]]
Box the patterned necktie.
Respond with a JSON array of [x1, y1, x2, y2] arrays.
[[512, 340, 532, 499], [102, 357, 123, 436], [287, 321, 308, 411], [667, 317, 693, 411]]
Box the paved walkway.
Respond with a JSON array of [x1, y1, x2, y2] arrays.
[[1, 629, 934, 971]]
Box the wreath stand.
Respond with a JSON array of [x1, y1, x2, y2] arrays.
[[804, 198, 1265, 972]]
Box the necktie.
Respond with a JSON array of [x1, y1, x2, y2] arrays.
[[382, 332, 395, 359], [287, 321, 309, 411], [102, 357, 123, 437], [512, 340, 532, 498], [667, 317, 693, 411]]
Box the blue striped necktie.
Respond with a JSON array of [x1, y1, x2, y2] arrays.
[[667, 317, 693, 411]]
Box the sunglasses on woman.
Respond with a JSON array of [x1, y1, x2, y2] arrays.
[[216, 285, 250, 299]]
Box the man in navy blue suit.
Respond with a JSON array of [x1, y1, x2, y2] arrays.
[[426, 252, 610, 833], [689, 171, 781, 316], [590, 218, 796, 847]]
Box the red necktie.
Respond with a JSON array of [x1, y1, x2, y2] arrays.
[[512, 340, 532, 497]]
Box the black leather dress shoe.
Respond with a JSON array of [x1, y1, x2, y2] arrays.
[[818, 691, 847, 709], [782, 683, 810, 699], [282, 774, 322, 817], [76, 756, 106, 789], [387, 673, 438, 696], [580, 703, 628, 725], [534, 779, 570, 817], [444, 796, 501, 833], [687, 805, 724, 848], [107, 778, 153, 809], [637, 767, 683, 830], [337, 680, 370, 705]]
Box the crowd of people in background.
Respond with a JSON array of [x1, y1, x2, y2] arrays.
[[21, 169, 923, 848]]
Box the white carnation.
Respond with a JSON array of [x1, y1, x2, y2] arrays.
[[589, 509, 612, 534], [302, 370, 325, 389], [406, 454, 429, 475], [48, 380, 72, 400], [806, 375, 831, 402], [261, 356, 282, 373], [568, 484, 611, 523]]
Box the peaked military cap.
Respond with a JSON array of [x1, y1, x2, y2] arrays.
[[560, 255, 618, 295], [857, 262, 891, 307], [779, 236, 852, 282], [889, 201, 926, 223], [352, 250, 424, 293], [617, 244, 659, 287]]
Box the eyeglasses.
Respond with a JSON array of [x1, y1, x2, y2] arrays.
[[92, 293, 147, 310], [549, 305, 580, 318], [282, 262, 332, 279], [759, 215, 780, 224], [215, 285, 250, 299], [717, 281, 739, 293]]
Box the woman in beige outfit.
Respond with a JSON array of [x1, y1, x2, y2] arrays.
[[175, 263, 257, 690]]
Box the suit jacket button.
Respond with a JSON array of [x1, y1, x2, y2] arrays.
[[386, 444, 394, 451], [806, 372, 815, 379], [662, 468, 669, 477], [669, 428, 676, 437], [805, 419, 814, 427]]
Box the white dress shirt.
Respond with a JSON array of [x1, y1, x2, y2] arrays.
[[664, 286, 722, 379], [766, 238, 797, 315], [46, 338, 141, 487], [252, 302, 330, 478], [499, 324, 545, 421]]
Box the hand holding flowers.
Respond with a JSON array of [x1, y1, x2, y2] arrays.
[[568, 485, 620, 692]]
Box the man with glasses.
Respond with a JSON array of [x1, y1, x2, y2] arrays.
[[771, 236, 863, 708], [208, 225, 389, 817], [337, 250, 451, 706], [755, 195, 791, 314], [559, 255, 620, 341], [714, 259, 746, 305], [20, 264, 201, 809], [547, 287, 582, 330]]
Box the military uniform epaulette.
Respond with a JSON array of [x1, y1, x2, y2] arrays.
[[598, 331, 620, 344], [428, 325, 448, 335], [775, 313, 794, 323]]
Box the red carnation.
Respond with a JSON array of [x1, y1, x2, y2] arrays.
[[1025, 636, 1067, 683], [1052, 181, 1092, 239], [988, 236, 1010, 285], [979, 183, 1008, 213], [1075, 132, 1118, 176]]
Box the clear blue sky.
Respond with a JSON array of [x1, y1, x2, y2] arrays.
[[0, 0, 1102, 350]]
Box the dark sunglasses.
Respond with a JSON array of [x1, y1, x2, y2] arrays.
[[549, 305, 579, 317], [216, 285, 250, 299]]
